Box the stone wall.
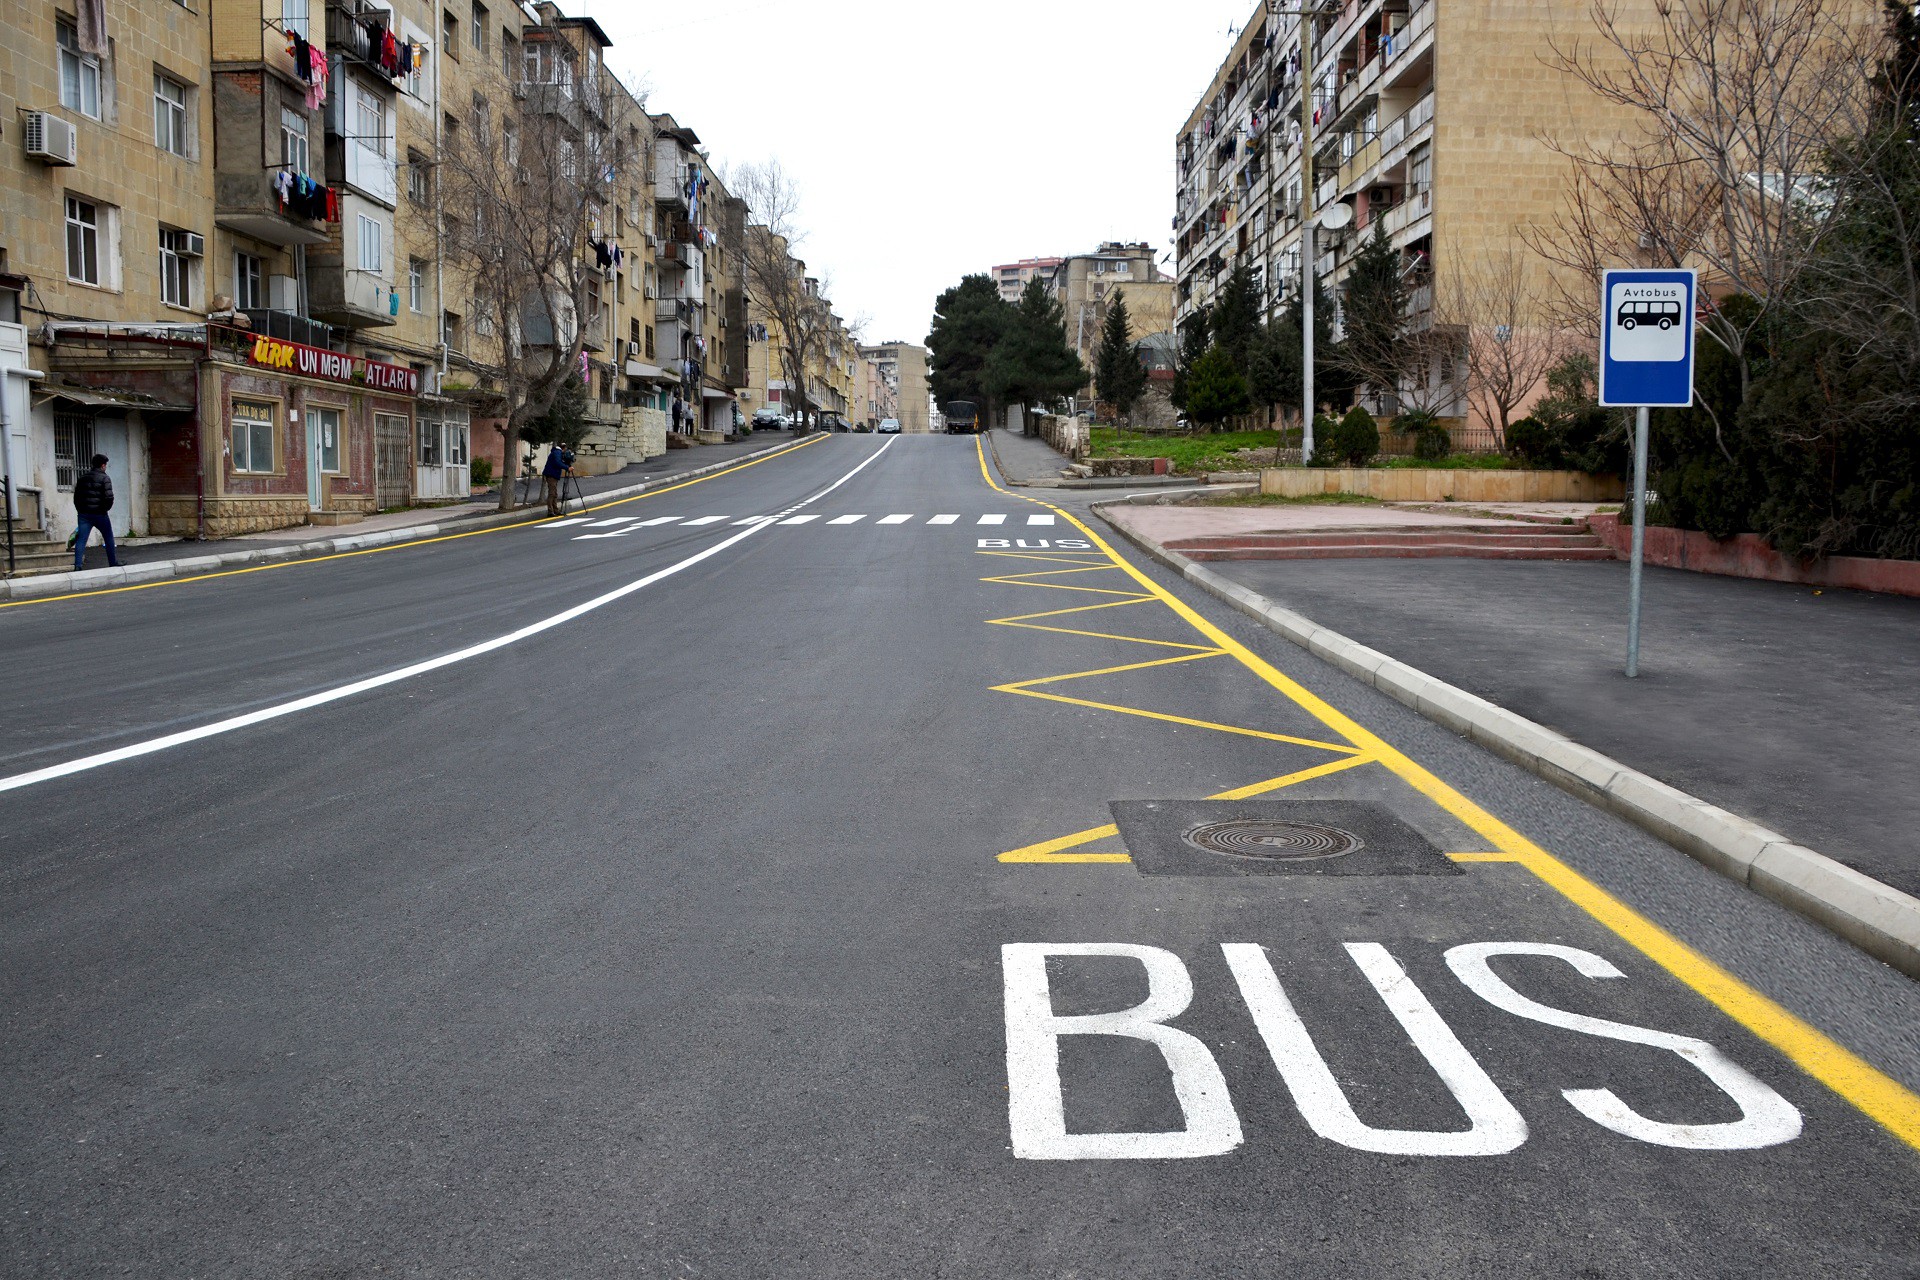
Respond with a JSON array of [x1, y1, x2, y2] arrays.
[[1259, 468, 1625, 503], [1035, 414, 1089, 461], [615, 406, 669, 461]]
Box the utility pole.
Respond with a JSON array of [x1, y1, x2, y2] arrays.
[[1263, 1, 1323, 462]]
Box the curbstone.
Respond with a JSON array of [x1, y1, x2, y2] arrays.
[[1093, 499, 1920, 979]]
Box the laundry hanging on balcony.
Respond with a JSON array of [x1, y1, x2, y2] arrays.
[[286, 34, 329, 110]]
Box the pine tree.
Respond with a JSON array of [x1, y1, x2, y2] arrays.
[[1183, 344, 1253, 428], [1210, 265, 1263, 374], [1338, 224, 1409, 403], [985, 277, 1088, 412], [929, 274, 1012, 411], [1093, 292, 1148, 421], [523, 369, 589, 446], [1170, 307, 1212, 411]]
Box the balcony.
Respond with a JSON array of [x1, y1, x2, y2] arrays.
[[654, 164, 689, 207], [326, 2, 405, 80], [1382, 185, 1433, 238], [242, 309, 338, 349], [1376, 91, 1434, 161], [309, 267, 397, 328]]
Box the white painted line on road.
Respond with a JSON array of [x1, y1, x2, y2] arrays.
[[1027, 514, 1056, 526], [682, 516, 727, 525], [731, 516, 777, 526], [828, 514, 866, 525], [780, 514, 821, 525], [636, 516, 684, 526], [572, 532, 633, 540], [539, 518, 594, 529], [0, 436, 901, 796], [928, 514, 959, 525], [879, 514, 913, 525], [979, 514, 1006, 525], [585, 517, 639, 527]]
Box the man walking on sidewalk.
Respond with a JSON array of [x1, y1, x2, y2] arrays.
[[72, 453, 120, 572]]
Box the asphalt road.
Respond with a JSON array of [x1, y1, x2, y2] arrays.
[[3, 434, 1917, 1277]]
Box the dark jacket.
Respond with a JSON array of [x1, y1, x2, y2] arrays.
[[74, 468, 114, 516], [541, 447, 574, 479]]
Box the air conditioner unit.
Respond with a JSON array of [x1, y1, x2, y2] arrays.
[[644, 231, 659, 249], [180, 232, 207, 258], [626, 340, 640, 357], [24, 112, 78, 166], [511, 83, 528, 100], [643, 283, 655, 299], [268, 274, 299, 310]]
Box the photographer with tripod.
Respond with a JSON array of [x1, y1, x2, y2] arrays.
[[541, 440, 578, 517]]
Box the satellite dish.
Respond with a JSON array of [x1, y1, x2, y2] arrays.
[[1318, 204, 1355, 231]]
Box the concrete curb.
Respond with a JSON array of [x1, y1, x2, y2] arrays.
[[1093, 502, 1920, 979], [0, 437, 813, 603]]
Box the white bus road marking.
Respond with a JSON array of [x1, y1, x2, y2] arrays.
[[977, 539, 1092, 550], [928, 514, 960, 525], [828, 514, 867, 525], [979, 514, 1007, 525], [0, 438, 901, 796], [1001, 941, 1802, 1161]]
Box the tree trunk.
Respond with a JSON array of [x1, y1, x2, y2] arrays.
[[496, 424, 517, 512]]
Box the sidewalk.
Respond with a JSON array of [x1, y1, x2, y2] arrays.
[[986, 427, 1074, 485], [1098, 498, 1920, 974], [62, 432, 806, 572], [8, 432, 808, 600]]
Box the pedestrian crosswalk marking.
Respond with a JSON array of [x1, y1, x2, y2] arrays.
[[929, 514, 959, 525], [879, 514, 912, 524], [682, 516, 727, 525], [979, 514, 1007, 525], [540, 512, 1028, 535], [540, 518, 594, 529], [585, 517, 638, 527], [780, 514, 821, 525], [636, 516, 682, 526], [828, 514, 866, 525], [1027, 514, 1056, 526]]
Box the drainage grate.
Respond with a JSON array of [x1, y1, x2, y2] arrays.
[[1110, 799, 1461, 877]]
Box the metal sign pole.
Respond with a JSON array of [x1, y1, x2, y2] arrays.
[[1626, 405, 1649, 677]]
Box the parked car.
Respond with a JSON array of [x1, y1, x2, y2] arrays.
[[751, 408, 790, 429], [943, 400, 980, 434], [878, 418, 901, 434]]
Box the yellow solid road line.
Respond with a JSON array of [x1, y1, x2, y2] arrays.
[[974, 436, 1920, 1151], [0, 434, 827, 611]]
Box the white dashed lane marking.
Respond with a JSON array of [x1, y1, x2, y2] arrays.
[[828, 514, 866, 524], [879, 514, 913, 525], [585, 517, 638, 527], [978, 514, 1007, 525], [928, 514, 960, 525], [546, 513, 1033, 538], [780, 514, 822, 525], [682, 516, 727, 525], [540, 518, 594, 529], [1027, 514, 1056, 526]]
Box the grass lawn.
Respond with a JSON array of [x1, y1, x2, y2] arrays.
[[1372, 453, 1518, 470], [1089, 428, 1285, 474]]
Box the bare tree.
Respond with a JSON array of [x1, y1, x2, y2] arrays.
[[732, 160, 835, 431], [437, 45, 639, 509], [1532, 0, 1881, 400], [1438, 240, 1573, 447]]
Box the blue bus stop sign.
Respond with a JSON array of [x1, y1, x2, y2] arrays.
[[1598, 268, 1697, 407]]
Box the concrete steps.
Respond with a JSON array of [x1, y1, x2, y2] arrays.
[[1168, 523, 1616, 563], [2, 522, 73, 576]]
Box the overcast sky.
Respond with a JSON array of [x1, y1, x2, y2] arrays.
[[584, 0, 1256, 346]]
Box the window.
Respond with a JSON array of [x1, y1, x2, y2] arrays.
[[1409, 142, 1432, 193], [502, 118, 518, 166], [281, 106, 311, 174], [417, 418, 442, 465], [235, 252, 264, 310], [65, 197, 101, 285], [442, 310, 464, 350], [356, 90, 388, 158], [231, 400, 276, 474], [54, 412, 94, 490], [502, 32, 518, 78], [154, 74, 190, 156], [443, 9, 460, 59], [471, 3, 488, 52], [408, 257, 426, 312], [449, 423, 469, 466], [159, 229, 193, 309], [644, 324, 654, 359], [57, 22, 101, 120], [407, 148, 430, 204], [308, 407, 342, 473], [283, 0, 311, 40], [470, 94, 490, 144], [358, 215, 383, 272], [404, 38, 425, 99]]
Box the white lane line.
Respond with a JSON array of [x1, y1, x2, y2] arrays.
[[636, 516, 684, 526], [979, 514, 1007, 525], [539, 518, 595, 529], [879, 514, 912, 525], [0, 436, 902, 797], [1027, 514, 1056, 526], [928, 514, 959, 525], [731, 516, 776, 526], [828, 514, 866, 525], [573, 532, 632, 540], [585, 517, 639, 527], [682, 516, 727, 525], [779, 514, 821, 525]]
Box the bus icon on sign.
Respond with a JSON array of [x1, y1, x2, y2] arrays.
[[1616, 299, 1682, 331]]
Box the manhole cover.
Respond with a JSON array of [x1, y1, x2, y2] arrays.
[[1109, 799, 1463, 877], [1183, 819, 1364, 862]]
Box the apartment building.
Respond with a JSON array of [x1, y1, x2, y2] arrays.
[[857, 342, 929, 433], [1173, 0, 1646, 422], [1046, 241, 1176, 386], [989, 256, 1062, 304]]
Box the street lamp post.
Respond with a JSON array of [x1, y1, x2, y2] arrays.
[[1263, 1, 1330, 462]]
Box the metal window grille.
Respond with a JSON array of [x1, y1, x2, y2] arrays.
[[54, 412, 93, 490]]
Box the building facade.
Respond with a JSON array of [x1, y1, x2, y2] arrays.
[[1045, 242, 1176, 393], [988, 256, 1062, 304], [857, 342, 929, 433]]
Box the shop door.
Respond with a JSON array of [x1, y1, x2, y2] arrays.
[[304, 411, 324, 511], [375, 414, 410, 509], [92, 419, 130, 534]]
